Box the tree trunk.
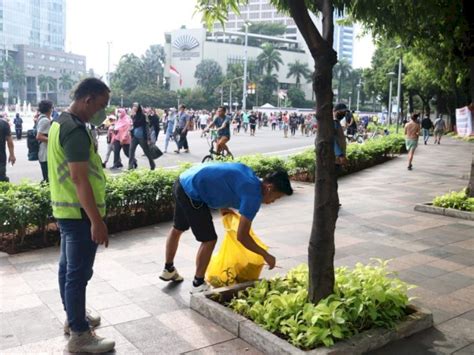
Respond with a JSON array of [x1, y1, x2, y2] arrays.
[[287, 0, 338, 304], [468, 154, 474, 197], [309, 47, 338, 303], [408, 90, 414, 114]]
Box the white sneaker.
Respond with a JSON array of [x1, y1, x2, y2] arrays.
[[159, 268, 184, 282], [67, 330, 115, 353], [64, 309, 101, 335], [190, 282, 210, 294]]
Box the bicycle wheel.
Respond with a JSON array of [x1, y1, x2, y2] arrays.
[[202, 155, 213, 163]]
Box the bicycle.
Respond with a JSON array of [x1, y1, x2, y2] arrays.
[[202, 129, 234, 163]]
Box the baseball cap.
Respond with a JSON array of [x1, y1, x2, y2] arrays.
[[333, 103, 348, 112]]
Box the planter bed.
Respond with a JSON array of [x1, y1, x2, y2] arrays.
[[414, 202, 474, 221], [191, 282, 433, 355]]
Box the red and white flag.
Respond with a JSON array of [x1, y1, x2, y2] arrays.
[[169, 65, 182, 86]]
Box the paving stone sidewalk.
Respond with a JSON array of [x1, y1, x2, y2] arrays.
[[1, 137, 473, 354]]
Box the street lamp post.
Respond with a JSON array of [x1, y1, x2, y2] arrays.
[[395, 45, 403, 133], [386, 72, 396, 125], [372, 91, 376, 112], [348, 91, 352, 110], [356, 79, 362, 112], [106, 41, 112, 86], [242, 23, 249, 112], [120, 94, 123, 107], [229, 76, 243, 113]]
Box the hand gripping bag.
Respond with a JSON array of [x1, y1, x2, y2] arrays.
[[206, 213, 268, 287]]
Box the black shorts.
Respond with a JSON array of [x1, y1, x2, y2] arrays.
[[173, 179, 218, 242]]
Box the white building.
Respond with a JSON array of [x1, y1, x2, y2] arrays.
[[164, 28, 314, 102], [216, 0, 354, 65]]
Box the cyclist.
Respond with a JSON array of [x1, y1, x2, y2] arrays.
[[204, 106, 232, 156]]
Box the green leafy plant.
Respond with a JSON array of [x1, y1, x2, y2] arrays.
[[228, 260, 413, 350], [432, 189, 474, 212]]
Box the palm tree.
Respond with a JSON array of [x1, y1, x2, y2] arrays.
[[59, 73, 75, 91], [287, 60, 311, 88], [333, 59, 352, 102], [38, 75, 57, 100], [257, 43, 283, 75]]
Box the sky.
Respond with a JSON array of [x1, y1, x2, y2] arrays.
[[66, 0, 375, 77]]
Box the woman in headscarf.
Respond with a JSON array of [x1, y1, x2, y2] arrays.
[[112, 108, 133, 169]]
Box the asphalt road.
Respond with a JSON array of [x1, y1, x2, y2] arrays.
[[5, 126, 315, 184]]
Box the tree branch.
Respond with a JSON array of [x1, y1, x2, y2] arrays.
[[321, 0, 334, 47], [286, 0, 325, 58]]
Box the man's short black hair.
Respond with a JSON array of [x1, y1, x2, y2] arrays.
[[333, 103, 347, 112], [264, 170, 293, 196], [72, 78, 110, 100], [38, 100, 53, 114], [179, 104, 186, 110], [218, 105, 227, 113]]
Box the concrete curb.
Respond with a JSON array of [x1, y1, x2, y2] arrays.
[[191, 284, 433, 355], [414, 203, 474, 220]]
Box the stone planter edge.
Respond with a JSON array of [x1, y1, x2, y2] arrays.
[[191, 283, 433, 355], [414, 202, 474, 220]]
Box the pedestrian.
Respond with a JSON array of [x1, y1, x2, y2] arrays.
[[160, 162, 293, 293], [36, 100, 53, 183], [199, 110, 209, 134], [0, 115, 15, 182], [112, 109, 132, 169], [174, 104, 192, 154], [282, 112, 289, 138], [148, 108, 160, 144], [13, 113, 23, 140], [164, 107, 177, 153], [332, 104, 349, 207], [405, 113, 421, 170], [290, 114, 298, 136], [102, 115, 116, 168], [421, 116, 433, 145], [205, 106, 232, 156], [249, 111, 257, 136], [48, 78, 115, 353], [433, 116, 446, 144], [242, 110, 249, 133], [128, 104, 155, 170]]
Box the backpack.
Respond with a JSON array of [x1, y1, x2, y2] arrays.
[[27, 128, 39, 161]]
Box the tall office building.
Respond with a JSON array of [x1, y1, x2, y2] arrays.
[[215, 0, 298, 40], [215, 1, 354, 66], [333, 13, 354, 65], [1, 0, 66, 52], [1, 0, 86, 105]]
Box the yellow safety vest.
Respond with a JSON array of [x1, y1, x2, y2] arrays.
[[48, 114, 106, 219]]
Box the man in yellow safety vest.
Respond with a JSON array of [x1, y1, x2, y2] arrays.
[[48, 78, 115, 353]]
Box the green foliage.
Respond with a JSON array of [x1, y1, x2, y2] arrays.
[[257, 43, 283, 76], [287, 87, 307, 108], [194, 59, 224, 97], [287, 60, 312, 88], [229, 261, 412, 349], [110, 54, 145, 95], [234, 154, 287, 177], [433, 189, 474, 212]]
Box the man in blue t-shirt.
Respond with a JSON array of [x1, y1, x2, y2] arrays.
[[205, 106, 232, 156], [159, 162, 293, 293]]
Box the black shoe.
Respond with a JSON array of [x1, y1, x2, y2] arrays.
[[408, 164, 412, 170]]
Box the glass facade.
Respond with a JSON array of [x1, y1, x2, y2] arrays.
[[0, 0, 65, 51]]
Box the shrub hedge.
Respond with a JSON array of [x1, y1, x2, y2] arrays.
[[0, 134, 405, 253], [432, 189, 474, 212]]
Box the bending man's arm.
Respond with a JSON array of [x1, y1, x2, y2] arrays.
[[68, 161, 109, 247], [237, 215, 275, 269]]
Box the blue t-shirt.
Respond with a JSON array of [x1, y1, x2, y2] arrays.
[[179, 162, 262, 221]]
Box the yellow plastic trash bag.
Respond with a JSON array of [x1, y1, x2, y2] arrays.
[[206, 213, 268, 288]]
